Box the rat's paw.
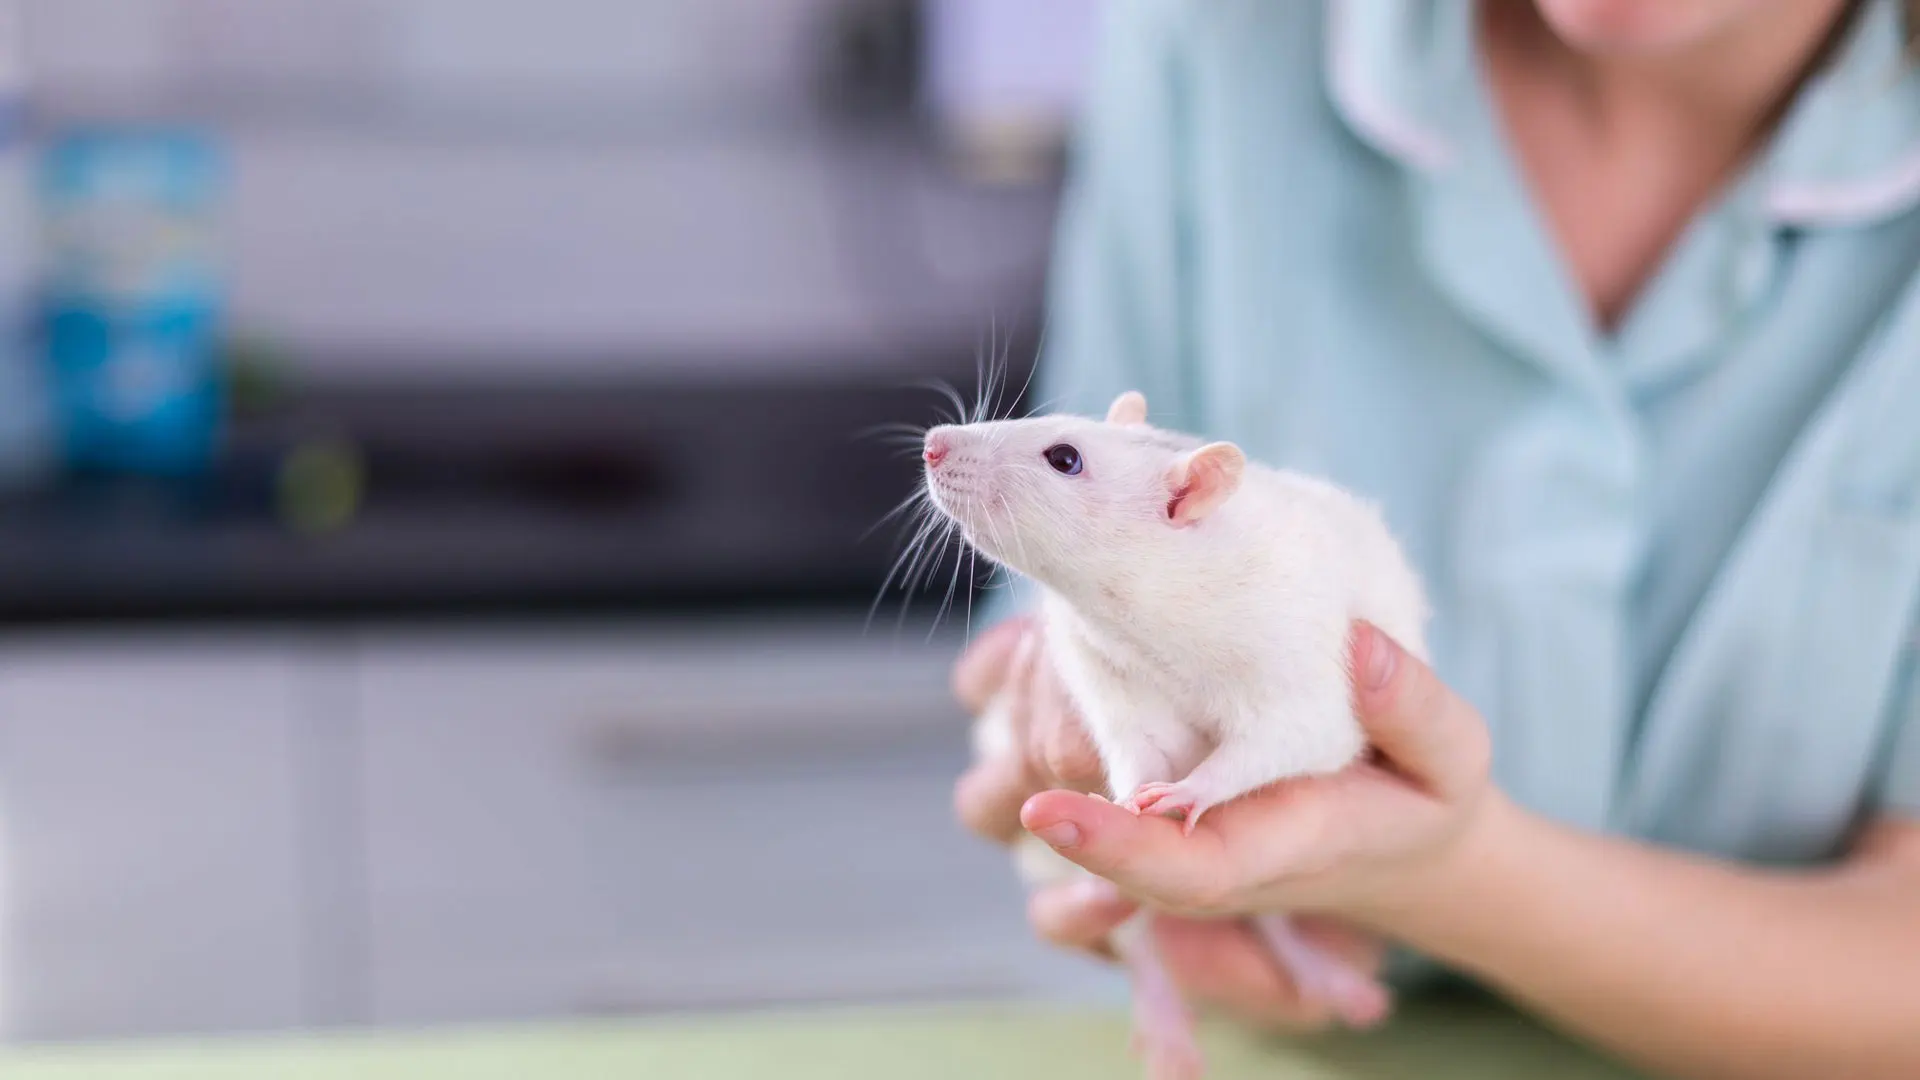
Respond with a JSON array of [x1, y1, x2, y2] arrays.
[[1123, 781, 1218, 836], [1137, 1035, 1206, 1080], [1131, 1018, 1206, 1080]]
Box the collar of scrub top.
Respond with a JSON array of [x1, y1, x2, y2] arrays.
[[1325, 0, 1920, 227], [1321, 0, 1920, 393]]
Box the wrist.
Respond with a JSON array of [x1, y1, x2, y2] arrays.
[[1352, 787, 1529, 938]]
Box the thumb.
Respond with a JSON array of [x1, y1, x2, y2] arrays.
[[1351, 622, 1490, 801], [1020, 790, 1249, 914], [953, 615, 1033, 714]]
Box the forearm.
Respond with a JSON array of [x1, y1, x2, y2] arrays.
[[1367, 795, 1920, 1080]]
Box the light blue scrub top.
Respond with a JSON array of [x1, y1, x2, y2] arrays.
[[1014, 0, 1920, 863]]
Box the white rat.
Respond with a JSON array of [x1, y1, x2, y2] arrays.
[[924, 391, 1430, 1080]]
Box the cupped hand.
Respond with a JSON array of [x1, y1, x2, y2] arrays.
[[949, 616, 1409, 1030], [1029, 881, 1393, 1032], [1017, 623, 1497, 924], [951, 614, 1108, 842]]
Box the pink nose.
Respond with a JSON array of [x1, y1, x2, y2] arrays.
[[923, 434, 950, 467]]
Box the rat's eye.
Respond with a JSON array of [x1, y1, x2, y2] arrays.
[[1043, 444, 1083, 476]]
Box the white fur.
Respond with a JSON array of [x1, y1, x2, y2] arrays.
[[934, 399, 1429, 1067], [929, 405, 1430, 813]]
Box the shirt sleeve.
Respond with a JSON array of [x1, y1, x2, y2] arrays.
[[976, 0, 1199, 633]]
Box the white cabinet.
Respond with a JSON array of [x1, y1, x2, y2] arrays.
[[0, 616, 1111, 1041], [352, 618, 1097, 1024], [0, 636, 311, 1040]]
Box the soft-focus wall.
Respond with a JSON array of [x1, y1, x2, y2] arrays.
[[18, 0, 1084, 377]]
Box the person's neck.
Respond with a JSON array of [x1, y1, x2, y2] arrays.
[[1484, 0, 1858, 153]]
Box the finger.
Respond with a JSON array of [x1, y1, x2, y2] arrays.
[[1032, 659, 1106, 793], [1351, 622, 1492, 801], [1020, 790, 1258, 914], [1151, 917, 1333, 1033], [955, 754, 1038, 845], [1291, 915, 1385, 974], [952, 616, 1033, 714], [1022, 780, 1362, 916], [1027, 880, 1137, 958], [1162, 917, 1393, 1033]]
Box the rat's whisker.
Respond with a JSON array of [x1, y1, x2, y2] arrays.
[[974, 316, 997, 425], [973, 323, 987, 424], [899, 516, 958, 634], [990, 322, 1015, 421], [867, 503, 939, 630], [897, 516, 943, 593], [933, 513, 970, 641], [873, 494, 948, 613], [1028, 394, 1068, 418], [861, 485, 931, 544], [856, 420, 928, 440], [1006, 317, 1050, 421], [963, 534, 978, 640], [913, 378, 968, 427], [900, 509, 956, 604]]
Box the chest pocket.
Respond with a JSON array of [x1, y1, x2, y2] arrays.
[[1617, 311, 1920, 863]]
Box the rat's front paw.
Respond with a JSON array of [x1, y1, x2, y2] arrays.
[[1123, 781, 1219, 836]]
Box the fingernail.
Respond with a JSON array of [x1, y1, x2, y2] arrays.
[[1033, 821, 1081, 848], [1363, 625, 1398, 692]]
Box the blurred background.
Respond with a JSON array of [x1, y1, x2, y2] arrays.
[[0, 0, 1116, 1042]]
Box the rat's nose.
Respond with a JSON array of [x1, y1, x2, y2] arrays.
[[923, 430, 951, 468]]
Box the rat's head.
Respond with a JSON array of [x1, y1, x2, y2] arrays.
[[921, 391, 1246, 600]]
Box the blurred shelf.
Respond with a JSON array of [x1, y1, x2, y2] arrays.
[[0, 356, 1035, 626]]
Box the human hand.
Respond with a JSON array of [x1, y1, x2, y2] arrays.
[[1017, 623, 1497, 926], [951, 615, 1402, 1030], [951, 614, 1109, 843], [1030, 881, 1394, 1032]]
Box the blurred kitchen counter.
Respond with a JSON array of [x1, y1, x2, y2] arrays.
[[0, 995, 1649, 1080], [0, 364, 1068, 1040], [0, 367, 1011, 623]]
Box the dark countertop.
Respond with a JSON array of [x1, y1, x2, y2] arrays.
[[0, 356, 1025, 626]]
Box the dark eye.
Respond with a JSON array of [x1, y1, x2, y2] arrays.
[[1043, 444, 1083, 475]]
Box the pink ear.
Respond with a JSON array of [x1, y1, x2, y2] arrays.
[[1106, 391, 1148, 425], [1167, 442, 1245, 525]]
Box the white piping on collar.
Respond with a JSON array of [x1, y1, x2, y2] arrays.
[[1323, 0, 1920, 225], [1324, 0, 1454, 172], [1765, 144, 1920, 225]]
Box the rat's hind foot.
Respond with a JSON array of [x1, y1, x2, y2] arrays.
[[1250, 913, 1393, 1029], [1132, 1027, 1205, 1080], [1122, 917, 1207, 1080], [1123, 781, 1219, 835], [1129, 970, 1205, 1080]]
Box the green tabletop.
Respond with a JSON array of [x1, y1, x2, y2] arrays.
[[0, 996, 1650, 1080]]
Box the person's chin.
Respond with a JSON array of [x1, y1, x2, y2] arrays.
[[1530, 0, 1735, 55]]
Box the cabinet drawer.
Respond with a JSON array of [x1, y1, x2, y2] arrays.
[[0, 636, 309, 1040], [353, 617, 1096, 1023]]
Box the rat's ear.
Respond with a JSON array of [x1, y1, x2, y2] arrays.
[[1167, 442, 1245, 526], [1106, 391, 1148, 426]]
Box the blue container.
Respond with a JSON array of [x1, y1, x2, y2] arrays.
[[41, 129, 225, 475]]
